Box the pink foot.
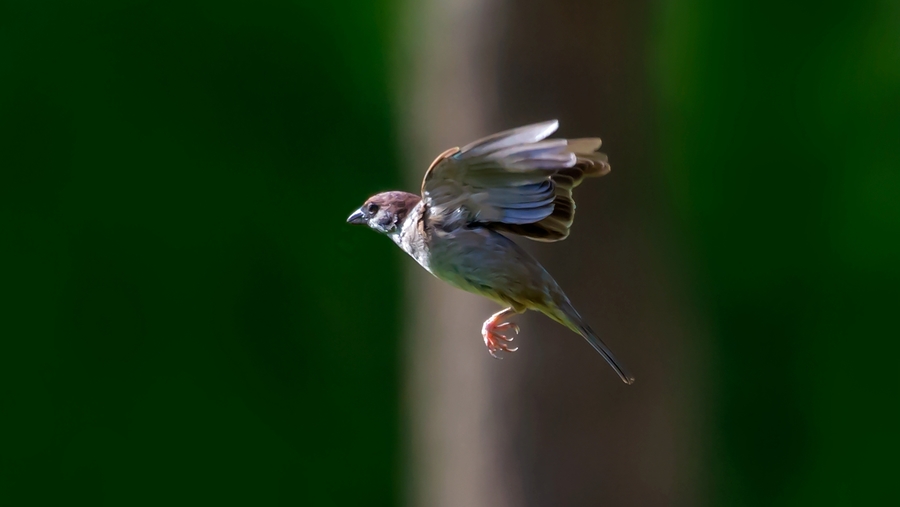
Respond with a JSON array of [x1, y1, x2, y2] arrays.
[[482, 310, 520, 358]]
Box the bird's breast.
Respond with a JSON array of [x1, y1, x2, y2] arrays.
[[393, 205, 559, 309], [393, 205, 433, 271]]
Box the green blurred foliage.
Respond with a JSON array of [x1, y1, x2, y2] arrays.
[[5, 0, 899, 505], [1, 1, 402, 505], [656, 0, 900, 505]]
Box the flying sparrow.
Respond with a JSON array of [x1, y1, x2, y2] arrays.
[[347, 121, 634, 384]]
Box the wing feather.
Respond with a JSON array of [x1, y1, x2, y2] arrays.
[[421, 121, 610, 240], [458, 120, 560, 157]]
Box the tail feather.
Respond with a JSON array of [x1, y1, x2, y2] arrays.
[[551, 302, 635, 385], [576, 322, 635, 385]]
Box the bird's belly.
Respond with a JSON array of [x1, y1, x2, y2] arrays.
[[422, 227, 544, 308], [427, 257, 488, 294], [428, 259, 498, 301]]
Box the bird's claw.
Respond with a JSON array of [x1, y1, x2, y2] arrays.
[[483, 317, 520, 358], [495, 322, 520, 338]]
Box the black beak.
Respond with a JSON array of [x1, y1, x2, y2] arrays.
[[347, 209, 366, 225]]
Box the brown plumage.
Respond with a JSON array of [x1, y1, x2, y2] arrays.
[[347, 121, 634, 385], [489, 145, 609, 241]]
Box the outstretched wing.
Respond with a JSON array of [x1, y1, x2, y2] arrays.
[[420, 120, 610, 241]]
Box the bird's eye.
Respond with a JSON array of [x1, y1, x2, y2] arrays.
[[367, 203, 380, 214]]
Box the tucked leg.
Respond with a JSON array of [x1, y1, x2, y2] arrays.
[[482, 307, 520, 358]]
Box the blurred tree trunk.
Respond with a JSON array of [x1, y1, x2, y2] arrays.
[[399, 0, 704, 506], [489, 1, 705, 506], [396, 0, 508, 506]]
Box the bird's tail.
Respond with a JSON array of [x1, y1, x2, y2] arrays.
[[548, 301, 635, 385]]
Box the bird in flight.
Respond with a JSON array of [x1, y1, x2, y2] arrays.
[[347, 120, 634, 384]]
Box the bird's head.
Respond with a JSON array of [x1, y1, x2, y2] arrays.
[[347, 191, 421, 235]]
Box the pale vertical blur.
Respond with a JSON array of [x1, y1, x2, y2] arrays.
[[394, 0, 511, 506]]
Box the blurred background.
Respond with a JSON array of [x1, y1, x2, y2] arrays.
[[2, 0, 898, 506]]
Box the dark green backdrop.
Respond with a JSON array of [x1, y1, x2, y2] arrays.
[[2, 1, 402, 505], [657, 1, 900, 504], [2, 0, 898, 505]]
